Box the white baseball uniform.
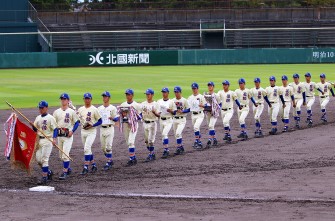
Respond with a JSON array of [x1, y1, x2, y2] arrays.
[[157, 98, 176, 145], [265, 86, 282, 124], [34, 114, 58, 168], [235, 88, 253, 126], [53, 107, 79, 162], [141, 100, 160, 147], [289, 82, 306, 118], [203, 92, 221, 131], [188, 94, 206, 133], [250, 87, 267, 123], [316, 82, 332, 110], [304, 81, 318, 112], [98, 104, 119, 155], [77, 105, 101, 155], [172, 97, 189, 143], [217, 90, 237, 128], [279, 85, 294, 120]]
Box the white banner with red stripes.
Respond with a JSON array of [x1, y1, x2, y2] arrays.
[[4, 113, 17, 160]]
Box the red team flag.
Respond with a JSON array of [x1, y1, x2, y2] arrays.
[[4, 114, 37, 172]]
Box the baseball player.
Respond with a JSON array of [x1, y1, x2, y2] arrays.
[[172, 86, 190, 155], [289, 73, 306, 129], [119, 89, 142, 166], [250, 78, 271, 138], [235, 78, 257, 140], [188, 82, 207, 149], [265, 76, 284, 135], [157, 87, 176, 159], [97, 91, 119, 171], [53, 93, 80, 180], [203, 81, 221, 148], [141, 88, 161, 162], [279, 75, 295, 132], [316, 73, 335, 123], [304, 72, 323, 126], [217, 80, 241, 143], [32, 101, 58, 185], [77, 93, 102, 175]]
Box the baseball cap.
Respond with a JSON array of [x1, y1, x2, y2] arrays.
[[269, 76, 276, 81], [254, 77, 261, 83], [238, 78, 246, 84], [304, 72, 311, 77], [191, 82, 199, 89], [125, 88, 134, 95], [293, 73, 300, 78], [320, 73, 326, 78], [101, 91, 111, 97], [207, 81, 215, 86], [59, 93, 70, 100], [145, 88, 154, 95], [161, 87, 169, 93], [174, 86, 182, 93], [222, 80, 230, 85], [38, 100, 48, 108], [83, 93, 92, 99], [281, 75, 288, 81]]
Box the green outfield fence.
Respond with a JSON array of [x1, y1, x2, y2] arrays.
[[0, 48, 335, 68]]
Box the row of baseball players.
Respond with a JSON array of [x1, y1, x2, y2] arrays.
[[31, 72, 334, 185]]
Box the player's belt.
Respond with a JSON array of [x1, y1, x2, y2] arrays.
[[174, 116, 184, 119], [192, 111, 202, 115], [222, 108, 232, 111], [269, 102, 277, 104], [160, 117, 171, 121], [39, 136, 51, 139], [102, 125, 112, 128], [144, 120, 155, 124], [306, 96, 314, 97], [240, 105, 247, 108], [320, 95, 328, 98]]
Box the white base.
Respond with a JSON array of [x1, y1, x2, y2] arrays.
[[29, 186, 55, 192]]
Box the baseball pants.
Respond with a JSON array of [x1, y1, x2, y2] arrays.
[[206, 113, 218, 131], [279, 101, 291, 120], [221, 109, 234, 127], [173, 117, 186, 139], [36, 139, 53, 167], [81, 129, 97, 155], [306, 96, 315, 111], [143, 121, 157, 146], [123, 123, 139, 148], [237, 107, 249, 125], [191, 112, 204, 132], [57, 136, 73, 162], [319, 96, 330, 110], [253, 103, 264, 122], [293, 98, 304, 117], [100, 126, 114, 154], [160, 118, 173, 141], [268, 102, 280, 123]]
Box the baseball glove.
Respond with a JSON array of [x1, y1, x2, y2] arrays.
[[83, 122, 93, 130], [58, 128, 69, 137]]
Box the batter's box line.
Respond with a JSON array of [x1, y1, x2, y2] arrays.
[[1, 188, 335, 204]]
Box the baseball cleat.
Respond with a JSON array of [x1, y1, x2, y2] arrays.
[[241, 133, 248, 141], [206, 140, 211, 148], [269, 128, 277, 135], [67, 168, 72, 176], [59, 172, 68, 180], [145, 154, 156, 162], [161, 150, 170, 159], [192, 141, 198, 149], [174, 147, 184, 155], [103, 164, 112, 171], [196, 142, 203, 150], [180, 146, 185, 154], [223, 135, 228, 141], [91, 165, 98, 173], [225, 135, 232, 143], [80, 168, 89, 175], [47, 170, 53, 181], [307, 119, 313, 127], [37, 177, 48, 185], [126, 158, 137, 167], [295, 121, 301, 129], [212, 139, 218, 146], [237, 132, 244, 138], [282, 126, 289, 132]]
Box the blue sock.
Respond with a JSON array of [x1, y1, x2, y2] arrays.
[[129, 147, 135, 160], [297, 111, 301, 115], [209, 130, 215, 136], [255, 122, 261, 129], [42, 166, 49, 174], [84, 155, 90, 167], [63, 161, 70, 170], [149, 146, 154, 153], [177, 138, 182, 145], [271, 122, 277, 126], [163, 138, 169, 145], [91, 155, 96, 167]]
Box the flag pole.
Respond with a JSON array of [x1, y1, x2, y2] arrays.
[[5, 101, 73, 161]]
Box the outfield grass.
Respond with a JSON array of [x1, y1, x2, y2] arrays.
[[1, 64, 334, 109]]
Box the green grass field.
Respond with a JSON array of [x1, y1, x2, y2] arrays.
[[1, 64, 334, 110]]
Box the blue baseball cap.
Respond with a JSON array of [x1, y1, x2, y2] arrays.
[[191, 82, 199, 89], [269, 76, 276, 81], [207, 81, 215, 86], [174, 86, 182, 93], [320, 73, 326, 78], [83, 93, 92, 99], [161, 87, 169, 93], [125, 88, 134, 95], [38, 100, 48, 108], [293, 73, 300, 78], [145, 88, 154, 95], [59, 93, 70, 100], [222, 80, 230, 85], [282, 75, 288, 81], [254, 77, 261, 83], [305, 72, 311, 77], [101, 91, 111, 97], [238, 78, 246, 84]]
